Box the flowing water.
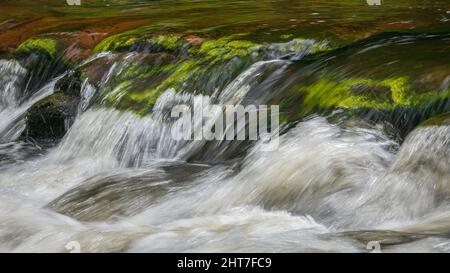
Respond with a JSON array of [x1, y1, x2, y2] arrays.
[[1, 0, 450, 253]]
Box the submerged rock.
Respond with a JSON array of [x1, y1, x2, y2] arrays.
[[338, 230, 427, 248], [47, 164, 208, 222], [391, 113, 450, 206], [47, 172, 170, 222]]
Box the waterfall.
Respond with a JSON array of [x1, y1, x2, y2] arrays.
[[0, 33, 450, 253], [0, 59, 63, 142]]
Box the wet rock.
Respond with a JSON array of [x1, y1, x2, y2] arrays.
[[21, 71, 81, 143], [271, 33, 450, 136], [92, 32, 326, 117], [13, 37, 69, 93], [15, 38, 59, 59], [338, 230, 427, 248], [420, 112, 450, 127], [47, 173, 169, 222], [55, 69, 83, 98], [46, 164, 208, 222], [89, 34, 267, 115], [94, 31, 190, 55], [391, 114, 450, 204], [21, 94, 72, 142]]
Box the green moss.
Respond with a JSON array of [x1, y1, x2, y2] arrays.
[[115, 62, 160, 83], [93, 27, 186, 53], [94, 34, 139, 52], [309, 41, 332, 54], [101, 59, 200, 114], [93, 26, 154, 52], [301, 78, 381, 114], [128, 89, 160, 105], [198, 36, 260, 61], [94, 31, 328, 69], [94, 33, 330, 116], [150, 35, 183, 50], [104, 80, 133, 103], [275, 38, 329, 55], [156, 60, 198, 90], [115, 42, 255, 109], [280, 34, 294, 40], [301, 77, 450, 115], [16, 38, 59, 58], [381, 77, 410, 105]]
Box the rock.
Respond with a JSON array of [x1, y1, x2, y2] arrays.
[[184, 35, 205, 46], [338, 230, 427, 247], [89, 34, 268, 115], [15, 37, 59, 59], [46, 172, 169, 222], [420, 112, 450, 127], [21, 94, 73, 142], [13, 37, 70, 93], [390, 113, 450, 204], [93, 29, 189, 54], [21, 71, 81, 143], [46, 164, 208, 222], [270, 33, 450, 137]]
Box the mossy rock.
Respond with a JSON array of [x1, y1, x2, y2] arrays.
[[93, 26, 154, 52], [196, 36, 260, 61], [93, 52, 182, 114], [94, 31, 262, 61], [300, 77, 449, 114], [93, 35, 262, 114], [15, 38, 59, 59], [13, 37, 71, 93], [91, 32, 331, 115], [275, 76, 450, 138], [102, 55, 256, 115], [94, 28, 188, 54], [273, 33, 450, 129]]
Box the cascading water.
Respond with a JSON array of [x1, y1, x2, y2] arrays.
[[1, 27, 450, 253], [0, 59, 29, 142]]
